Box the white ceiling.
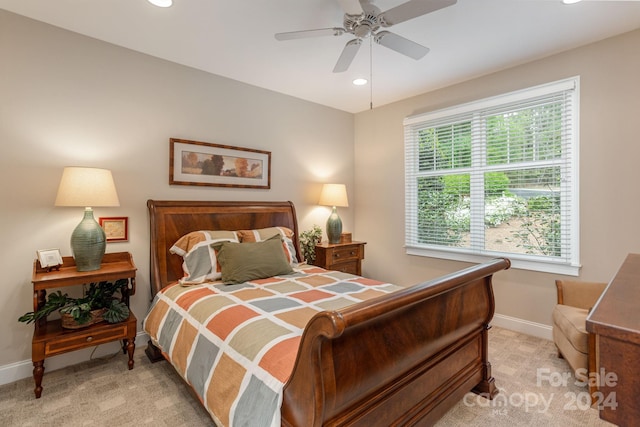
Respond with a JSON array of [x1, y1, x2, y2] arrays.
[[2, 0, 640, 113]]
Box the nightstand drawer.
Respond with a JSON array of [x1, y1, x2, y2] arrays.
[[331, 245, 362, 262], [331, 261, 359, 275], [45, 323, 129, 356]]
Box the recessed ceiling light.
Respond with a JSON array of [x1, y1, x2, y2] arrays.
[[353, 78, 368, 86], [562, 0, 582, 4], [148, 0, 172, 7]]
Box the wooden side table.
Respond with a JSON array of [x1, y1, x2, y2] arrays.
[[314, 241, 366, 275], [30, 252, 137, 398]]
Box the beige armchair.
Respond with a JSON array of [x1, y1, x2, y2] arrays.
[[552, 279, 607, 401]]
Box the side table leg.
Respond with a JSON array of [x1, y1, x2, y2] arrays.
[[126, 338, 135, 370], [33, 360, 44, 398]]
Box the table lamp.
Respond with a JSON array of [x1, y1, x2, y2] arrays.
[[54, 167, 120, 271], [318, 183, 349, 244]]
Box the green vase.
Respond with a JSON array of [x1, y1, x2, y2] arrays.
[[70, 208, 106, 271], [326, 206, 342, 244]]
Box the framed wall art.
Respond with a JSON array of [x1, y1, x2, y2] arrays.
[[99, 217, 129, 242], [169, 138, 271, 189]]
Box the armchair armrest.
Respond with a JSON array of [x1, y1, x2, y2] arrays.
[[555, 279, 607, 310]]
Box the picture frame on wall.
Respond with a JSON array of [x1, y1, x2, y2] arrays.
[[169, 138, 271, 189], [99, 217, 129, 242]]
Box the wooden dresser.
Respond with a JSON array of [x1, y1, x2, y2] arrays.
[[586, 253, 640, 425], [314, 241, 365, 275]]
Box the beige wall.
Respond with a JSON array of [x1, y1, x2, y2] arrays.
[[0, 11, 354, 369], [354, 29, 640, 328]]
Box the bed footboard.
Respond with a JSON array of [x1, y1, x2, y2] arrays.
[[281, 258, 510, 427]]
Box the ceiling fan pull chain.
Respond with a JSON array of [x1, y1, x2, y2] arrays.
[[370, 36, 373, 110]]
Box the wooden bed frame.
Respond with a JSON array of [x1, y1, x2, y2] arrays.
[[146, 199, 510, 426]]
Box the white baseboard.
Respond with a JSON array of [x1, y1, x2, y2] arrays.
[[492, 313, 553, 341], [1, 316, 551, 387], [0, 332, 149, 387]]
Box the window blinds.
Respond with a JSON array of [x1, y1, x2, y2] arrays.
[[404, 77, 579, 274]]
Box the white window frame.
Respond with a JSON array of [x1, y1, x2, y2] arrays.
[[404, 77, 580, 275]]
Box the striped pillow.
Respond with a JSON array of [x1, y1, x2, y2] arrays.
[[170, 230, 240, 284], [236, 227, 299, 265]]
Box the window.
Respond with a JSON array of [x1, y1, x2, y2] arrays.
[[404, 77, 579, 275]]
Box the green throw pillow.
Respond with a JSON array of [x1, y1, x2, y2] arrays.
[[214, 234, 294, 284]]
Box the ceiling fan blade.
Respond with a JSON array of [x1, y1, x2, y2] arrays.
[[337, 0, 363, 15], [380, 0, 457, 26], [333, 39, 362, 73], [275, 28, 344, 41], [375, 31, 429, 60]]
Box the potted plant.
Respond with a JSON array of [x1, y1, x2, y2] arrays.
[[299, 225, 322, 264], [19, 279, 130, 328]]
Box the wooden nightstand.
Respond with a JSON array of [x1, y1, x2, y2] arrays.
[[30, 252, 137, 398], [314, 241, 366, 275]]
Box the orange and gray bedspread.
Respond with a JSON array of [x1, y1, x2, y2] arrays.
[[143, 264, 402, 427]]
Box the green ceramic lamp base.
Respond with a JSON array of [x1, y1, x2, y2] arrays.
[[70, 208, 106, 272], [326, 206, 342, 244]]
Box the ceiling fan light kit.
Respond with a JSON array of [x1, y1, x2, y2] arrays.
[[147, 0, 172, 7], [275, 0, 457, 73]]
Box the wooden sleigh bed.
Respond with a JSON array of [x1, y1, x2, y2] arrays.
[[145, 199, 510, 426]]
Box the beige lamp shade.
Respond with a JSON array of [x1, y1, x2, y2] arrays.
[[318, 183, 349, 208], [55, 167, 120, 207]]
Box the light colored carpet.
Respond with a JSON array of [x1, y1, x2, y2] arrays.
[[436, 327, 612, 427], [0, 327, 613, 426]]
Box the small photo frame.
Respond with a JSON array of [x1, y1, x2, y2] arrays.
[[99, 217, 129, 242], [37, 248, 63, 269]]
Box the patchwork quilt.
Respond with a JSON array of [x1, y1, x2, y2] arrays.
[[143, 264, 402, 427]]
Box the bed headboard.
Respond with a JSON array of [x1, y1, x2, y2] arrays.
[[147, 200, 302, 296]]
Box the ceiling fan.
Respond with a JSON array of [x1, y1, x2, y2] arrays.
[[275, 0, 457, 73]]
